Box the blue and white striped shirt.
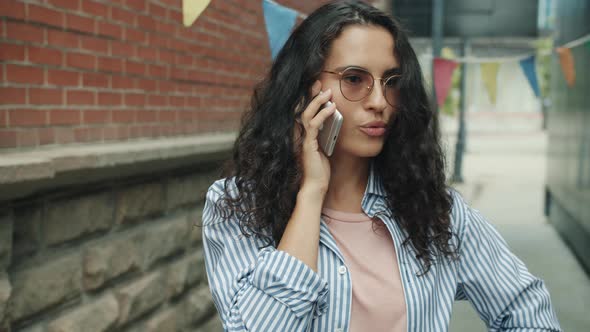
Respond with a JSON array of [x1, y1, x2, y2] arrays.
[[202, 169, 561, 331]]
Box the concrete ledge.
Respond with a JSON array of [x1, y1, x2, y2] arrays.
[[0, 133, 236, 202]]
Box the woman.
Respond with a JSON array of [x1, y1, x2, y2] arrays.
[[201, 1, 561, 331]]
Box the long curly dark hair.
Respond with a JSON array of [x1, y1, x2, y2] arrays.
[[216, 0, 456, 274]]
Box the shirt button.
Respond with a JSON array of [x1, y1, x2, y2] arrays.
[[338, 265, 347, 275]]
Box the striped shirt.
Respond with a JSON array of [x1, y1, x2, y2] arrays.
[[202, 169, 561, 332]]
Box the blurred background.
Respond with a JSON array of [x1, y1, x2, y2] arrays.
[[0, 0, 588, 331]]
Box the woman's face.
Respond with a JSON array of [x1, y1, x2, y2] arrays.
[[319, 25, 399, 158]]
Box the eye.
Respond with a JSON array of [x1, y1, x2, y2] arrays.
[[385, 75, 401, 88], [343, 74, 363, 85]]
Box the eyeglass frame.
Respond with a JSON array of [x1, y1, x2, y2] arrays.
[[321, 66, 401, 107]]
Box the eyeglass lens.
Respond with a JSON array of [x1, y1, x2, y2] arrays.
[[339, 68, 399, 106]]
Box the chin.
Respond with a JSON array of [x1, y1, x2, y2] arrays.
[[340, 141, 385, 158]]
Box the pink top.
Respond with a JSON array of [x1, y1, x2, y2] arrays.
[[322, 208, 407, 332]]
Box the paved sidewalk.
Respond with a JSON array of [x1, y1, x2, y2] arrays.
[[444, 129, 590, 331]]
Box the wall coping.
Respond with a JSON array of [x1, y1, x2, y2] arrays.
[[0, 133, 236, 202]]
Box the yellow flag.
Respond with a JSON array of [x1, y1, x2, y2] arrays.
[[183, 0, 211, 27], [481, 62, 500, 104]]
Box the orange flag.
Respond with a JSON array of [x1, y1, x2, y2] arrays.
[[557, 47, 576, 87]]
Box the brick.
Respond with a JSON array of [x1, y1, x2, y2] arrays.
[[54, 127, 75, 144], [98, 57, 123, 73], [124, 27, 145, 43], [67, 90, 95, 105], [29, 88, 63, 105], [83, 234, 142, 290], [17, 129, 39, 147], [48, 294, 118, 332], [82, 72, 109, 88], [137, 79, 156, 91], [80, 36, 109, 54], [28, 46, 63, 66], [9, 109, 46, 127], [6, 64, 44, 84], [6, 22, 44, 43], [137, 15, 156, 31], [48, 0, 80, 10], [66, 52, 95, 70], [45, 192, 114, 245], [136, 110, 156, 123], [111, 6, 136, 23], [0, 42, 26, 61], [0, 87, 26, 105], [38, 127, 56, 145], [125, 0, 146, 12], [115, 182, 164, 224], [124, 93, 145, 106], [139, 216, 190, 268], [74, 127, 103, 142], [137, 46, 157, 62], [0, 275, 11, 325], [145, 308, 176, 332], [48, 69, 79, 86], [0, 213, 12, 269], [83, 110, 110, 124], [65, 14, 95, 34], [49, 110, 81, 125], [115, 272, 166, 324], [125, 60, 145, 76], [112, 110, 135, 123], [82, 0, 108, 17], [182, 287, 216, 326], [0, 130, 18, 148], [110, 41, 135, 57], [98, 21, 122, 39], [28, 4, 64, 28], [158, 110, 176, 122], [111, 75, 135, 89], [47, 30, 79, 49], [0, 1, 26, 19], [11, 254, 82, 321], [98, 92, 121, 106]]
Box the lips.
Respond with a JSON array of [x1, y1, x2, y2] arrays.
[[360, 121, 387, 137]]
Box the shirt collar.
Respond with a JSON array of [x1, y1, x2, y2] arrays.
[[365, 162, 387, 198]]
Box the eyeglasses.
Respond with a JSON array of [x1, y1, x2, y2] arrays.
[[322, 66, 401, 107]]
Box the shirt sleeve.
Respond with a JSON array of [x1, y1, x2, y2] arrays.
[[202, 181, 329, 331], [454, 192, 562, 331]]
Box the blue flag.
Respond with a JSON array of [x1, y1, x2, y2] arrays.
[[519, 56, 540, 97], [263, 0, 298, 59]]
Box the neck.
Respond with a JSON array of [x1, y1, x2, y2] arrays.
[[323, 153, 370, 213]]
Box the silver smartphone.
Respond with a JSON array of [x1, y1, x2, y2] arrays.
[[317, 101, 343, 156]]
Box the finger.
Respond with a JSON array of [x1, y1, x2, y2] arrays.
[[301, 88, 333, 124], [305, 102, 336, 139], [310, 80, 322, 97]]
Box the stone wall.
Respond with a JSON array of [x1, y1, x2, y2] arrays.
[[0, 158, 224, 332]]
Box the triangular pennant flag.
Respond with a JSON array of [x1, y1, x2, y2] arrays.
[[182, 0, 211, 27], [481, 62, 500, 104], [557, 47, 576, 87], [433, 58, 458, 107], [585, 40, 590, 52], [519, 56, 540, 97], [263, 0, 298, 59]]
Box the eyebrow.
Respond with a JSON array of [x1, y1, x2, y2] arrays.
[[334, 65, 401, 76]]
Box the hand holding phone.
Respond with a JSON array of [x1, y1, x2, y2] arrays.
[[317, 101, 343, 156]]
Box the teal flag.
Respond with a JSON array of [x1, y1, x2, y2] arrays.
[[519, 56, 540, 97], [263, 0, 298, 59]]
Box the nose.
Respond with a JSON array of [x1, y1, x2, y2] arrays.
[[364, 79, 388, 112]]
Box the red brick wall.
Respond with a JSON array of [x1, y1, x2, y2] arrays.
[[0, 0, 341, 149]]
